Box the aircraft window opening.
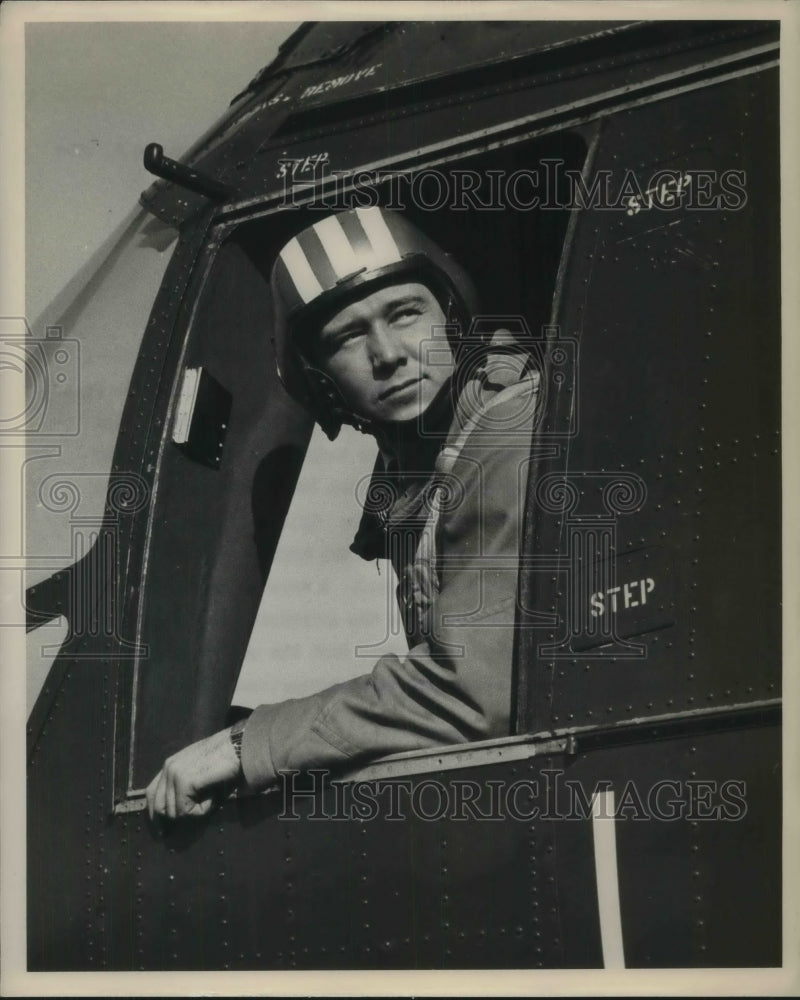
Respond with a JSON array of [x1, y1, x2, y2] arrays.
[[125, 129, 588, 796], [228, 133, 588, 765]]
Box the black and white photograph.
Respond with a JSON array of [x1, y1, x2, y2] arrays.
[[1, 1, 798, 995]]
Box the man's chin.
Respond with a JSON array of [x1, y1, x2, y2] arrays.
[[374, 406, 427, 427], [371, 381, 455, 432]]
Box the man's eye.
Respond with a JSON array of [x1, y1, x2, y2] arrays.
[[324, 329, 362, 354], [390, 307, 422, 325], [339, 329, 365, 346]]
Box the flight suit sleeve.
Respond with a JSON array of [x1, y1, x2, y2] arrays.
[[240, 387, 536, 791]]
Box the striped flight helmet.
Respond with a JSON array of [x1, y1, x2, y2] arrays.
[[270, 206, 478, 439]]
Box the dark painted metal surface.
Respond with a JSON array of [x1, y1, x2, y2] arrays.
[[272, 21, 633, 80], [563, 723, 780, 966], [29, 721, 778, 969], [518, 69, 781, 733], [140, 20, 777, 228], [219, 27, 776, 228]]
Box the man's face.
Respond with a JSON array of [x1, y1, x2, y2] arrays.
[[314, 282, 454, 425]]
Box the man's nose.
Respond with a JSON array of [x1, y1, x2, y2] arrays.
[[368, 322, 405, 370]]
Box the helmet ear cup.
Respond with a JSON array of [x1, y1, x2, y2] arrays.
[[300, 362, 371, 440]]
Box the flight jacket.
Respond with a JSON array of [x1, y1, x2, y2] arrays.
[[241, 338, 540, 790]]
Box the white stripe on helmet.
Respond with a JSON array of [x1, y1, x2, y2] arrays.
[[312, 215, 361, 281], [355, 206, 402, 267], [279, 236, 324, 304]]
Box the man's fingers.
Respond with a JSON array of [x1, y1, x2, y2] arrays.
[[145, 728, 241, 822], [153, 773, 168, 819], [145, 770, 169, 821], [145, 776, 155, 821], [165, 775, 177, 820], [183, 795, 214, 818], [145, 772, 163, 821], [146, 767, 207, 821]]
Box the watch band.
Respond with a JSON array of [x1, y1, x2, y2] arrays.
[[228, 716, 247, 763]]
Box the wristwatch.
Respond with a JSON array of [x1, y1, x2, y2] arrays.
[[228, 716, 248, 764]]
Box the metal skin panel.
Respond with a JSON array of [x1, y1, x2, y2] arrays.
[[142, 21, 777, 228], [29, 721, 777, 969], [28, 660, 120, 970], [272, 21, 633, 79], [140, 20, 638, 223], [221, 25, 777, 225], [518, 69, 780, 734], [85, 761, 566, 971], [560, 723, 780, 967]]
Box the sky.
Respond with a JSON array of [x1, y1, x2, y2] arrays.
[[26, 19, 300, 320]]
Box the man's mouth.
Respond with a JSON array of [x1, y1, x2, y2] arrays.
[[378, 377, 422, 401]]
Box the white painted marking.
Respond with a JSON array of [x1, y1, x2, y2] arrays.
[[313, 214, 361, 280], [592, 789, 626, 968], [355, 206, 402, 266], [279, 236, 323, 303]]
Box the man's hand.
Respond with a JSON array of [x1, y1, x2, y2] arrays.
[[146, 727, 241, 821]]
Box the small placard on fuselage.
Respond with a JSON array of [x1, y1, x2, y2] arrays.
[[571, 545, 675, 652]]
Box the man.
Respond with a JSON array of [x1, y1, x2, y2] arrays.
[[146, 206, 539, 820]]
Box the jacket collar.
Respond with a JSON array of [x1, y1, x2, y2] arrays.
[[350, 334, 535, 561]]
